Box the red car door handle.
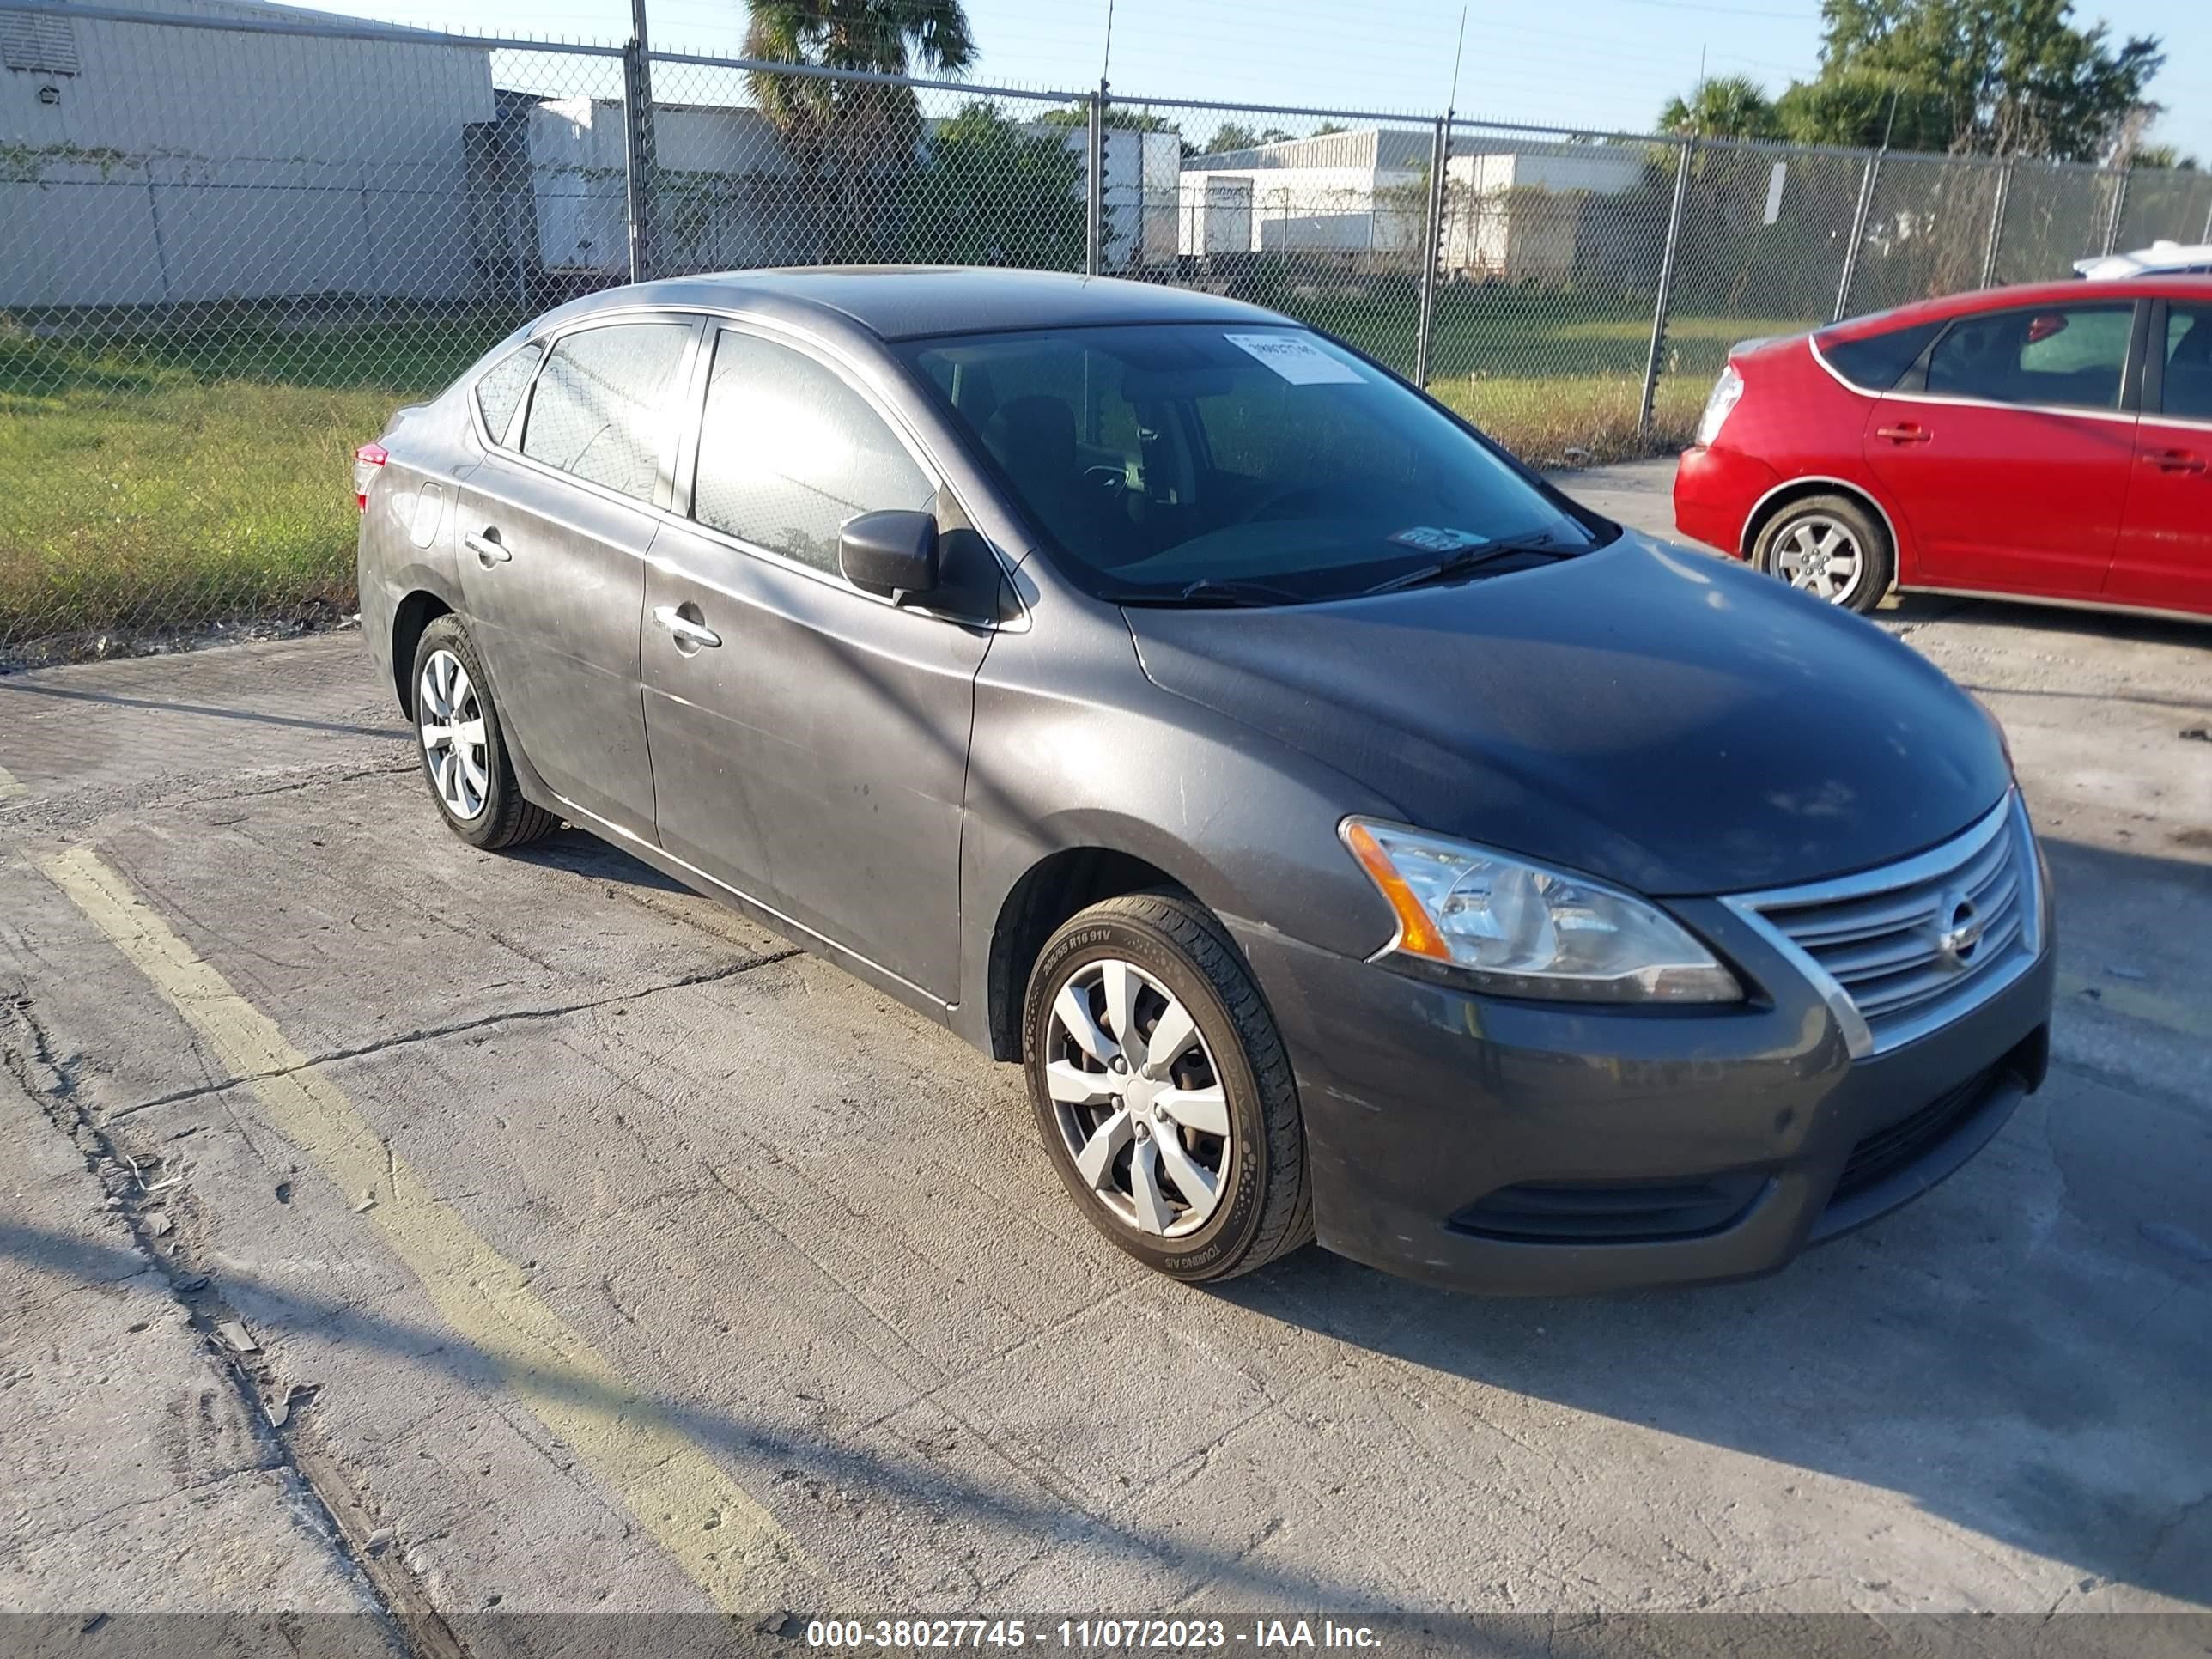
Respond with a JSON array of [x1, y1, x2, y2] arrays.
[[2143, 449, 2207, 473], [1875, 423, 1932, 444]]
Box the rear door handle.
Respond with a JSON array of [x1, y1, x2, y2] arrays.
[[464, 529, 511, 563], [653, 605, 722, 650], [2143, 448, 2207, 474], [1875, 423, 1932, 444]]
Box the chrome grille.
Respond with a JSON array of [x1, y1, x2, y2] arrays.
[[1724, 793, 2042, 1058]]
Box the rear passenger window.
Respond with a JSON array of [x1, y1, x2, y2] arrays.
[[520, 321, 695, 502], [691, 329, 934, 575], [473, 343, 542, 446], [2160, 306, 2212, 421], [1818, 320, 1943, 391], [1925, 305, 2132, 411]]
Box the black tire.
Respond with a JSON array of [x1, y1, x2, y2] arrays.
[[408, 615, 559, 851], [1023, 890, 1312, 1283], [1752, 492, 1894, 617]]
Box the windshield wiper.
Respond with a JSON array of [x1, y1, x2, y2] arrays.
[[1359, 535, 1581, 597], [1163, 577, 1310, 607]]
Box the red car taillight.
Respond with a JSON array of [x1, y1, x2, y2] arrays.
[[353, 441, 387, 511]]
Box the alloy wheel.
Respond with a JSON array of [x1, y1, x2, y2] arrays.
[[417, 647, 490, 821], [1043, 958, 1232, 1237], [1772, 514, 1864, 604]]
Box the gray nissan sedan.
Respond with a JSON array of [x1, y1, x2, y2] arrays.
[[356, 267, 2055, 1293]]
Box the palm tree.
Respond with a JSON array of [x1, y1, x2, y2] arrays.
[[1657, 76, 1780, 142], [744, 0, 977, 258]]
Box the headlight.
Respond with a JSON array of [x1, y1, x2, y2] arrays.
[[1695, 364, 1743, 447], [1340, 819, 1742, 1002]]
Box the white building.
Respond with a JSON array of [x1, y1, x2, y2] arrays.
[[1, 0, 495, 307], [1094, 124, 1183, 268], [502, 97, 807, 279], [1442, 147, 1644, 278], [1174, 127, 1644, 276], [1176, 128, 1434, 258], [489, 100, 1185, 283]]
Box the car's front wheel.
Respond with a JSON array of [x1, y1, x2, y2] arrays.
[[1753, 493, 1893, 616], [1023, 890, 1312, 1283], [410, 615, 558, 850]]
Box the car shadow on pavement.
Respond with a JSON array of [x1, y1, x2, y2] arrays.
[[0, 678, 404, 740], [0, 1215, 1410, 1613], [507, 827, 696, 896], [1212, 1053, 2212, 1607]]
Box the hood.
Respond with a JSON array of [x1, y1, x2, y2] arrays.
[[1124, 533, 2011, 897]]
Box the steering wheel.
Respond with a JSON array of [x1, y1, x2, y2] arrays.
[[1238, 483, 1343, 523]]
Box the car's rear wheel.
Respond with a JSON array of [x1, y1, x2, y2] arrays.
[[1023, 890, 1312, 1283], [410, 616, 558, 850], [1753, 493, 1893, 616]]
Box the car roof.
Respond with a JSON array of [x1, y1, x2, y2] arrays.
[[544, 266, 1291, 343], [1820, 274, 2212, 342], [2075, 241, 2212, 279]]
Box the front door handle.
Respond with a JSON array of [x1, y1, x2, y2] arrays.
[[464, 529, 511, 564], [653, 605, 722, 650], [1875, 422, 1932, 444], [2143, 448, 2207, 474]]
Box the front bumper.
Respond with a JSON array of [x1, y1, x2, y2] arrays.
[[1672, 443, 1781, 557], [1229, 894, 2054, 1296]]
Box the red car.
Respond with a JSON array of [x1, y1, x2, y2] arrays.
[[1674, 276, 2212, 621]]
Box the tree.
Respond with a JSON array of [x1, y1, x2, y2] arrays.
[[1655, 1, 2164, 162], [1657, 75, 1780, 141], [1200, 122, 1292, 156], [1036, 103, 1195, 159], [2134, 143, 2200, 170], [1817, 0, 2161, 160], [744, 0, 978, 256], [902, 102, 1085, 270], [1772, 70, 1953, 150]]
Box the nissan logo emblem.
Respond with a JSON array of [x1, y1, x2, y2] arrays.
[[1935, 890, 1985, 969]]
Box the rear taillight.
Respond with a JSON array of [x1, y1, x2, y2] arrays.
[[1694, 365, 1743, 447], [353, 441, 387, 510]]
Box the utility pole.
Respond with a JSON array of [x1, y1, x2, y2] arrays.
[[1640, 137, 1693, 437], [1085, 82, 1107, 276], [622, 0, 658, 284], [1980, 161, 2011, 289], [1835, 148, 1881, 323], [1415, 112, 1449, 386], [2102, 165, 2130, 257]]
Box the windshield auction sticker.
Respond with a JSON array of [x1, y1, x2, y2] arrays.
[[1387, 526, 1492, 554], [1223, 332, 1366, 385]]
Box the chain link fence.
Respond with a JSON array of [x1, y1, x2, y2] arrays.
[[5, 1, 2209, 665]]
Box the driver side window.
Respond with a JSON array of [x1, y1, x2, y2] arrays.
[[691, 329, 934, 576]]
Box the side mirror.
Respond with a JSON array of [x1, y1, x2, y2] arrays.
[[839, 509, 939, 602]]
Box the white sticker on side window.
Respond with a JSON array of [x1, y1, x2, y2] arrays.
[[1223, 332, 1366, 385]]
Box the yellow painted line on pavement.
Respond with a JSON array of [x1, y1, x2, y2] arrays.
[[0, 763, 26, 801], [2055, 970, 2212, 1042], [41, 844, 812, 1616]]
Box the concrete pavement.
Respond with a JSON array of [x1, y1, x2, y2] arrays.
[[2, 463, 2207, 1634]]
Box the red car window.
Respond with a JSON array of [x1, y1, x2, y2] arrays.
[[1925, 305, 2133, 411]]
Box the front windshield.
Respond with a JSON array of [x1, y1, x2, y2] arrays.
[[896, 323, 1606, 604]]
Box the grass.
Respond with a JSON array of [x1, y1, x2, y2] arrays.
[[0, 290, 1819, 662], [1274, 289, 1813, 464], [0, 314, 515, 663]]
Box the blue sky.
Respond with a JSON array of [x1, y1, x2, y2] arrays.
[[346, 0, 2211, 161]]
